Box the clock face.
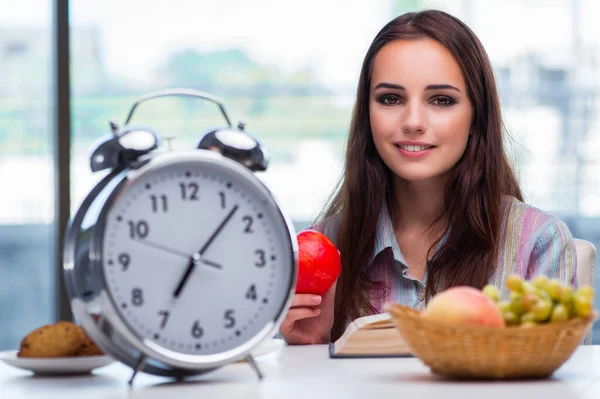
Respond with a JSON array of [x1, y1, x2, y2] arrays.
[[100, 155, 294, 356]]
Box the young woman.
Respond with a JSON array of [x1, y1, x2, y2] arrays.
[[280, 10, 577, 345]]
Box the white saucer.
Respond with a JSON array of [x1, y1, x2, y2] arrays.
[[0, 351, 115, 375]]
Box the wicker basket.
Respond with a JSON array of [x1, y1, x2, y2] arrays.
[[385, 303, 597, 380]]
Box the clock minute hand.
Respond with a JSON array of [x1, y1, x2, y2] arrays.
[[196, 205, 239, 257]]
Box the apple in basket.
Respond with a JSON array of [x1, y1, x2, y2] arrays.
[[422, 286, 506, 328], [295, 230, 341, 296]]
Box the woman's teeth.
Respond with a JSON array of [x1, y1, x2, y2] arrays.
[[398, 145, 432, 152]]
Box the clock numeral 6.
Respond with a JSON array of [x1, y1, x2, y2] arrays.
[[254, 249, 266, 267], [128, 220, 149, 239], [131, 288, 144, 306], [191, 320, 204, 338], [224, 309, 236, 329]]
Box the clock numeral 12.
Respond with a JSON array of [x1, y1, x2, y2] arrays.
[[180, 182, 199, 201]]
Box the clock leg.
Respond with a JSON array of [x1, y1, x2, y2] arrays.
[[128, 354, 147, 386], [245, 354, 264, 380]]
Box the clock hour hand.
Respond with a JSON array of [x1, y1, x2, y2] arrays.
[[172, 255, 197, 298]]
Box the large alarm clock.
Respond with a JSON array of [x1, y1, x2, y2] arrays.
[[63, 89, 297, 384]]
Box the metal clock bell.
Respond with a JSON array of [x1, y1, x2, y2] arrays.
[[63, 89, 297, 384]]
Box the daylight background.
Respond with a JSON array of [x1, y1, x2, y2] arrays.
[[1, 0, 600, 348]]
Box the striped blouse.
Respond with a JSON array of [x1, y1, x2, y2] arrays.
[[315, 195, 578, 314]]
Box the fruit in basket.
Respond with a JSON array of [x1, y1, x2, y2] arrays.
[[295, 229, 341, 296], [482, 284, 500, 302], [488, 275, 595, 327], [422, 286, 505, 328]]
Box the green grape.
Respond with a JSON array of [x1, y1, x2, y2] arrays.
[[576, 286, 595, 301], [536, 289, 551, 301], [503, 311, 519, 326], [510, 293, 524, 316], [520, 321, 538, 328], [521, 292, 539, 312], [573, 294, 593, 318], [521, 312, 536, 323], [532, 275, 549, 289], [506, 274, 523, 292], [522, 282, 537, 294], [482, 284, 500, 302], [544, 279, 561, 301], [558, 285, 574, 306], [532, 299, 552, 322], [550, 303, 570, 322], [498, 301, 511, 313]]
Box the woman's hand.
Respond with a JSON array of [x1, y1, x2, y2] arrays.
[[279, 281, 337, 345]]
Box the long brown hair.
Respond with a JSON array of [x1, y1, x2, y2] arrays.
[[319, 10, 524, 341]]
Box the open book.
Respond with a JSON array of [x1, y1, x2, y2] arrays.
[[328, 313, 412, 358]]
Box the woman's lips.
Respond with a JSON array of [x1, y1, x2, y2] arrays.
[[396, 144, 435, 158]]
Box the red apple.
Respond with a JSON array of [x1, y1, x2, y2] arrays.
[[295, 229, 341, 296]]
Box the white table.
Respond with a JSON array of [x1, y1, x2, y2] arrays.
[[2, 345, 600, 399]]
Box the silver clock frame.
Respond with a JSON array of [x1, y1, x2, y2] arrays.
[[63, 149, 298, 381]]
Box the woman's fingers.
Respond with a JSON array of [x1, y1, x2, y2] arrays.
[[281, 307, 322, 327], [290, 294, 322, 308]]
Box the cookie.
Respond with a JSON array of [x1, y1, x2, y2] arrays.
[[76, 331, 104, 356], [18, 321, 85, 358]]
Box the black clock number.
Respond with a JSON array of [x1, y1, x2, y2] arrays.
[[118, 253, 130, 271], [128, 220, 149, 239], [224, 309, 236, 329], [131, 288, 144, 306], [150, 194, 168, 213], [191, 320, 204, 338], [254, 249, 266, 267], [158, 310, 170, 329], [242, 215, 253, 233], [180, 182, 199, 201], [219, 191, 226, 209], [246, 284, 257, 301]]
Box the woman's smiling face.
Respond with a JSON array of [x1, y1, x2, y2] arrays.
[[369, 37, 473, 183]]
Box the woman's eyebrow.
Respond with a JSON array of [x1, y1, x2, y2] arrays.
[[373, 82, 461, 92], [424, 84, 461, 92]]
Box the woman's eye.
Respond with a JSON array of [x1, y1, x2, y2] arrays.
[[379, 95, 401, 105], [431, 97, 455, 107]]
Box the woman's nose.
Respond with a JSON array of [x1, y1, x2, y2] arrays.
[[401, 101, 427, 134]]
